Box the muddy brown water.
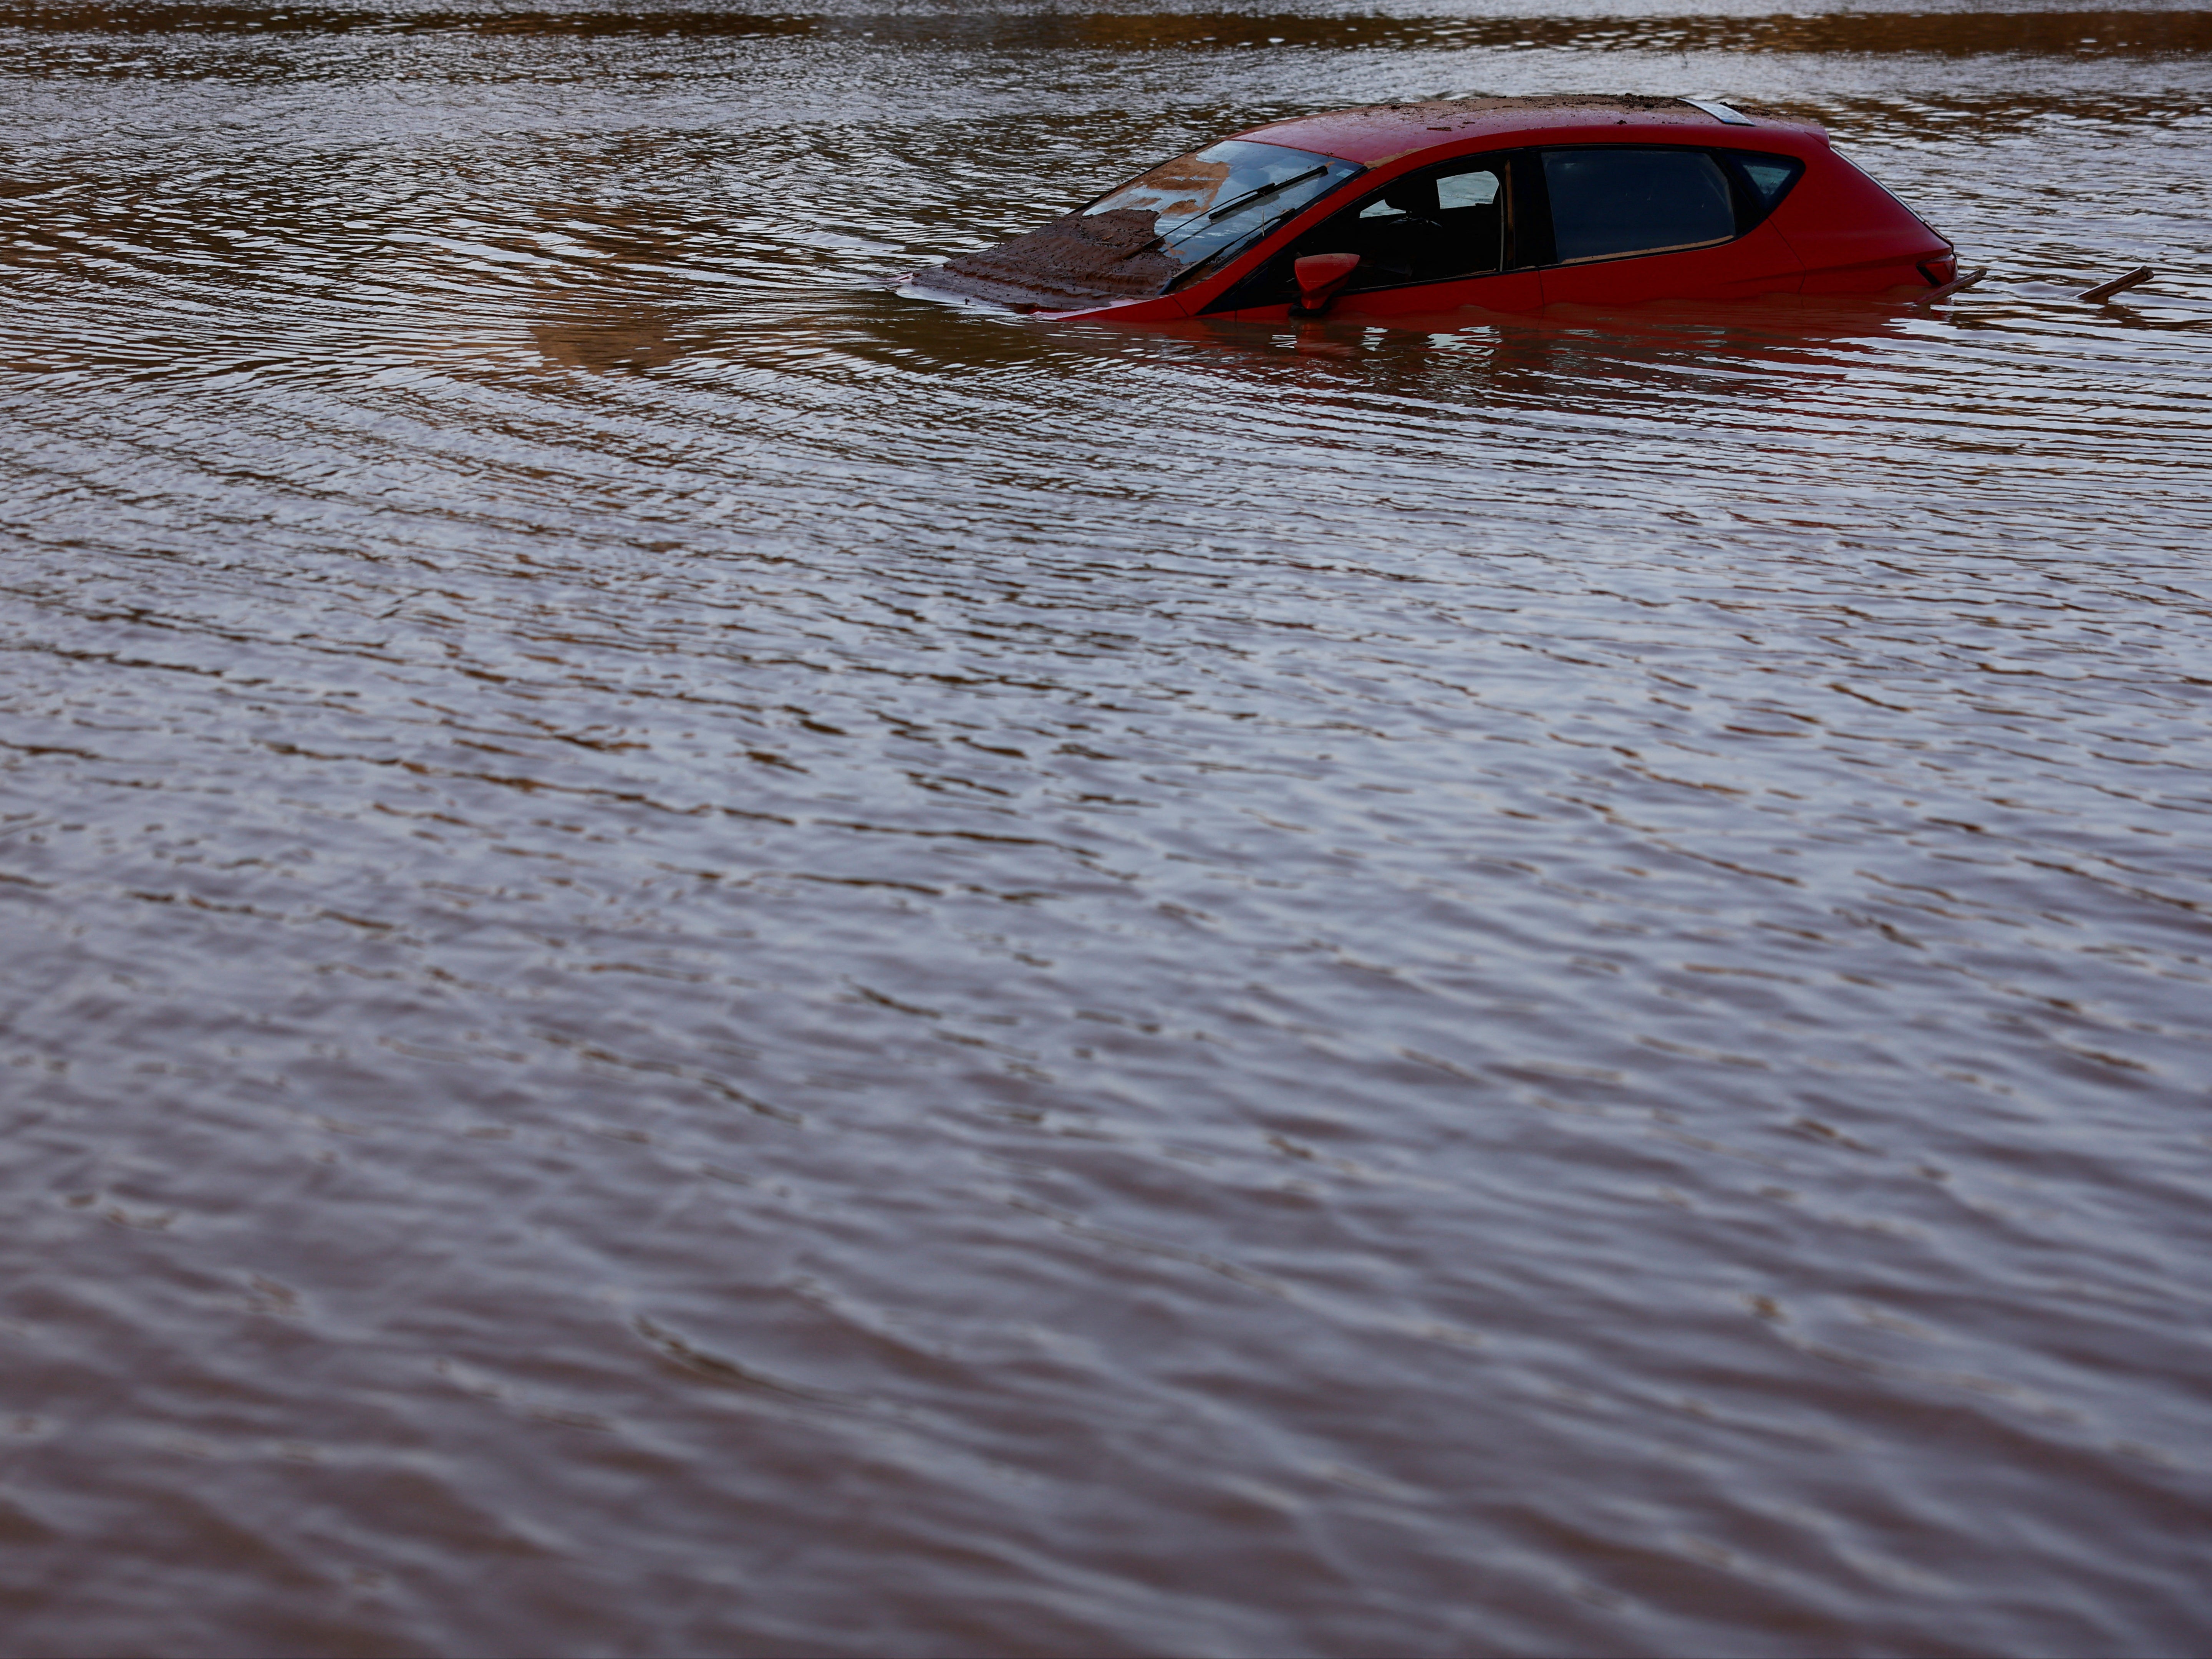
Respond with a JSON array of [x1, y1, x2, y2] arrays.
[[4, 4, 2212, 1654]]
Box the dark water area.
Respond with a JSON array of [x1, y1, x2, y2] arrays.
[[4, 3, 2212, 1654]]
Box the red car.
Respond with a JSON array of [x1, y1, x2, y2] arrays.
[[905, 95, 1956, 321]]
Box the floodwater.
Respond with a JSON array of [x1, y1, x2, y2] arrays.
[[3, 2, 2211, 1654]]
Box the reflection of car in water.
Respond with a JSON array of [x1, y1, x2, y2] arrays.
[[901, 96, 1957, 321]]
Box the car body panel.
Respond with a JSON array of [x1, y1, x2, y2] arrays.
[[1764, 153, 1953, 292], [1208, 268, 1543, 323], [902, 97, 1954, 322], [1539, 219, 1804, 306]]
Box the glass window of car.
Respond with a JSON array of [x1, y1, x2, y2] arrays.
[[1541, 148, 1736, 263], [1437, 171, 1501, 212], [1080, 139, 1363, 280], [1295, 158, 1509, 292], [1732, 155, 1800, 210]]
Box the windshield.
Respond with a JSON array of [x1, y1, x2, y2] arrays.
[[1083, 139, 1362, 280], [914, 137, 1361, 311]]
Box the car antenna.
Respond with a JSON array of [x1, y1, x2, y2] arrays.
[[2079, 267, 2153, 303]]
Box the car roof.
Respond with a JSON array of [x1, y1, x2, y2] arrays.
[[1233, 96, 1827, 167]]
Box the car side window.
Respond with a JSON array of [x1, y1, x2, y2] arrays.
[[1327, 159, 1506, 290], [1541, 148, 1736, 263], [1223, 156, 1508, 302]]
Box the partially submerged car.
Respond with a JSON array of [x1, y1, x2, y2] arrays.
[[903, 95, 1956, 321]]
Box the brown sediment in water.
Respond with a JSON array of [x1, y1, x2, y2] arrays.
[[10, 13, 2212, 1658], [913, 206, 1185, 310]]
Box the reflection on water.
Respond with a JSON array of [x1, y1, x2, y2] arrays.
[[3, 3, 2210, 1655], [534, 308, 689, 370], [12, 4, 2212, 59]]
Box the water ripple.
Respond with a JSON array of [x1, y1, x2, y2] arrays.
[[3, 6, 2211, 1655]]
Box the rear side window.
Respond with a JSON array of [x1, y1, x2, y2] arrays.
[[1731, 154, 1801, 210], [1542, 148, 1735, 263]]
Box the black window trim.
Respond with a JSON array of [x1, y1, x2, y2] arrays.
[[1507, 150, 1552, 269], [1717, 146, 1809, 228]]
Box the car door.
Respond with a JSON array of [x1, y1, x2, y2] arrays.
[[1533, 146, 1803, 305], [1201, 153, 1543, 318]]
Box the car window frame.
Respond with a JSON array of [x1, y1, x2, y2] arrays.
[[1718, 148, 1808, 225]]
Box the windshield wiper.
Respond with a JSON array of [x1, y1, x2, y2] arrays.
[[1162, 200, 1315, 290], [1199, 166, 1331, 225], [1161, 166, 1333, 246], [1128, 165, 1339, 256]]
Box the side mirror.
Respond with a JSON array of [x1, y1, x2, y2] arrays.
[[1292, 253, 1361, 315]]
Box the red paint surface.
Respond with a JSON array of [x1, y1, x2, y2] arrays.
[[1541, 221, 1806, 307], [1293, 252, 1364, 309]]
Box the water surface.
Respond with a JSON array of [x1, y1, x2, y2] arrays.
[[3, 4, 2211, 1654]]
